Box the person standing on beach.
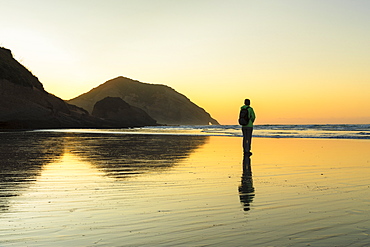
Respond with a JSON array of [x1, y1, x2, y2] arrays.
[[239, 99, 256, 155]]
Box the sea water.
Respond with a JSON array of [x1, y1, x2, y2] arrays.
[[35, 124, 370, 139]]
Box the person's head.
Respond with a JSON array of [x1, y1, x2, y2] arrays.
[[244, 99, 250, 106]]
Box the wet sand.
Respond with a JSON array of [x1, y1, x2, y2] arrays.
[[0, 132, 369, 246]]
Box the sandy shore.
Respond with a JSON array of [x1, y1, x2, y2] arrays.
[[0, 131, 369, 246]]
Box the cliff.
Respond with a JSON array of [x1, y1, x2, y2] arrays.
[[68, 76, 219, 125], [0, 47, 105, 129]]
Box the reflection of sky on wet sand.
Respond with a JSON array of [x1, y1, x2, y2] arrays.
[[0, 132, 369, 246], [0, 132, 208, 209], [0, 132, 211, 246]]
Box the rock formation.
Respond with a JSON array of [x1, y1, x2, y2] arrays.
[[68, 76, 219, 125], [0, 47, 150, 129], [92, 97, 157, 127], [0, 47, 218, 128]]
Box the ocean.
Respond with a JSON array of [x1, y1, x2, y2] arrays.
[[35, 124, 370, 139]]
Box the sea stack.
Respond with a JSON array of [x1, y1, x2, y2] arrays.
[[92, 97, 157, 127]]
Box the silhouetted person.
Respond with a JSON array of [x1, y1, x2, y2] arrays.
[[239, 99, 256, 155], [239, 154, 255, 211]]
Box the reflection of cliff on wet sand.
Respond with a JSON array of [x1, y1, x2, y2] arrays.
[[64, 133, 208, 179], [0, 132, 64, 211], [0, 131, 207, 211], [239, 155, 255, 211]]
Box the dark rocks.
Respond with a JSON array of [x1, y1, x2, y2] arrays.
[[92, 97, 157, 127], [0, 48, 45, 91], [0, 47, 219, 129], [0, 47, 108, 129], [68, 76, 220, 125]]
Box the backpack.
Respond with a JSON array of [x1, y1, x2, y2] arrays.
[[238, 107, 250, 125]]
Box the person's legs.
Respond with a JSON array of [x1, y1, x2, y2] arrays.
[[242, 127, 253, 153]]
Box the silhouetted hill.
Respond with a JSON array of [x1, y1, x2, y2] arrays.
[[0, 48, 45, 91], [0, 48, 152, 129], [92, 97, 157, 127], [68, 76, 219, 125]]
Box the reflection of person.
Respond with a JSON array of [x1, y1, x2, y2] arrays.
[[239, 99, 256, 155], [238, 154, 255, 211]]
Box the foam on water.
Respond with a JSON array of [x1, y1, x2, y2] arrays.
[[35, 124, 370, 139]]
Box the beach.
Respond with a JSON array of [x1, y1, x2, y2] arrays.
[[0, 131, 369, 246]]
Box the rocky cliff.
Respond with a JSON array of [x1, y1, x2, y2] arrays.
[[68, 76, 219, 125], [0, 48, 115, 129]]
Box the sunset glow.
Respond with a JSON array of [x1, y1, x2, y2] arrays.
[[1, 0, 369, 124]]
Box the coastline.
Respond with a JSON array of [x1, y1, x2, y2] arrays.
[[27, 123, 370, 139]]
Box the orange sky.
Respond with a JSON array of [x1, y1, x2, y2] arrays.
[[1, 0, 369, 124]]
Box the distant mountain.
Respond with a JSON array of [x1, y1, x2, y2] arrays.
[[92, 97, 157, 127], [68, 76, 219, 125], [0, 48, 152, 129]]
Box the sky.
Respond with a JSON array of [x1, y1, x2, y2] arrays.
[[1, 0, 369, 125]]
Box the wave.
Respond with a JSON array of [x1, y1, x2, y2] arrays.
[[34, 124, 370, 140]]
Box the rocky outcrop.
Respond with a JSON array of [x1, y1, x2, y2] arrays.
[[68, 76, 220, 125], [0, 47, 45, 91], [0, 47, 107, 129], [92, 97, 157, 127], [0, 47, 218, 129]]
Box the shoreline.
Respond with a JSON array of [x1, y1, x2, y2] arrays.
[[2, 124, 366, 140]]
